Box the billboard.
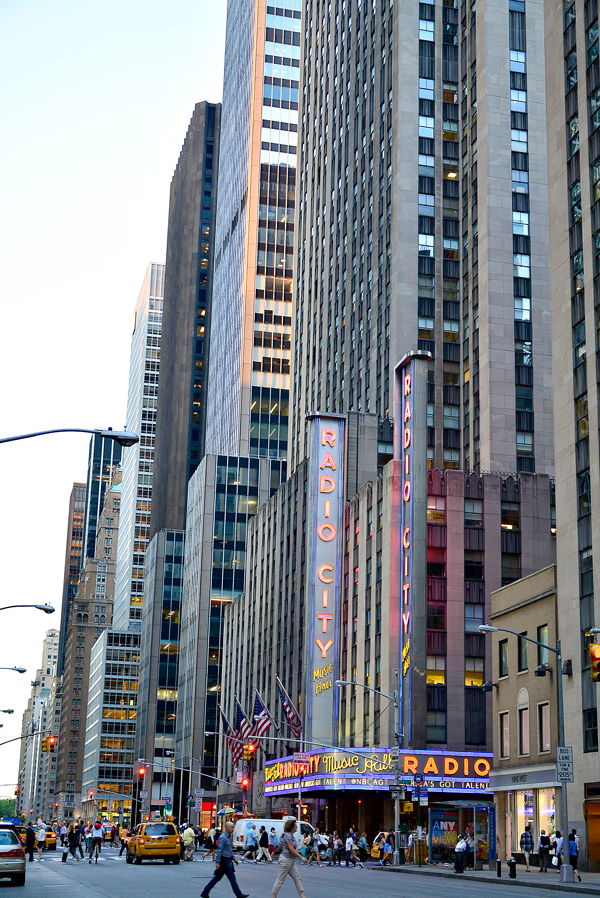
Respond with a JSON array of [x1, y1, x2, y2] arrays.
[[304, 414, 345, 745], [264, 747, 492, 795]]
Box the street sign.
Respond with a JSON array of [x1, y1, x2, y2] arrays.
[[188, 793, 194, 801], [195, 800, 203, 811], [187, 800, 194, 808], [390, 790, 403, 800], [557, 746, 573, 762], [413, 774, 423, 784], [195, 789, 205, 798], [420, 794, 429, 806], [293, 752, 311, 764], [557, 762, 574, 782], [390, 747, 400, 762], [140, 790, 148, 799], [164, 796, 172, 803]]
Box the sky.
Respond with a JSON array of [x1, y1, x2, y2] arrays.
[[0, 0, 227, 794]]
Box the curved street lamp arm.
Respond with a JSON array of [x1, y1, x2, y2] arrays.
[[0, 428, 138, 448], [335, 678, 397, 703], [482, 624, 559, 655]]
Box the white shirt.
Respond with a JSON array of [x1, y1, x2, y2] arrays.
[[92, 825, 105, 839], [345, 836, 354, 851], [456, 838, 467, 852]]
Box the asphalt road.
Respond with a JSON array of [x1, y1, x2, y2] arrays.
[[0, 847, 574, 898]]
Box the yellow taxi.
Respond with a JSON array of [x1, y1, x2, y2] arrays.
[[14, 826, 27, 847], [125, 822, 180, 865], [370, 832, 387, 860]]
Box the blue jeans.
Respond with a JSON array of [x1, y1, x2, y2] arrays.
[[345, 849, 356, 867], [202, 858, 244, 898]]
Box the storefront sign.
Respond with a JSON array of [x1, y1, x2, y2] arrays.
[[305, 414, 345, 745], [264, 747, 493, 795]]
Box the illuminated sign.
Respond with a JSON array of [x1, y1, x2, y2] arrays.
[[305, 414, 345, 744], [264, 748, 492, 795], [394, 352, 430, 746]]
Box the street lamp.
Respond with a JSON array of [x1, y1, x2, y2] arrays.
[[0, 710, 14, 714], [0, 604, 54, 614], [0, 667, 26, 674], [335, 678, 405, 866], [0, 427, 138, 448], [478, 624, 574, 883]]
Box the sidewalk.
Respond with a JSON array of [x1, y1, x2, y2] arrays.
[[376, 862, 600, 894]]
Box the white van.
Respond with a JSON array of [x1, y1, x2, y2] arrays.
[[232, 817, 315, 852]]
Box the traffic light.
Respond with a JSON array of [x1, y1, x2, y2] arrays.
[[14, 787, 19, 797], [89, 790, 94, 800], [138, 766, 146, 778], [243, 744, 256, 761], [241, 777, 249, 791], [48, 736, 56, 753], [590, 643, 600, 682], [41, 738, 49, 753]]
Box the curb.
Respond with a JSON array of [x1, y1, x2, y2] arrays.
[[375, 865, 600, 894]]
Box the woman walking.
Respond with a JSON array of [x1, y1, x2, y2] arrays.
[[203, 826, 217, 862], [307, 831, 322, 867], [36, 824, 46, 860], [67, 824, 80, 861], [272, 819, 310, 898]]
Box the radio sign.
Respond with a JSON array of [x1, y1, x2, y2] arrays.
[[305, 414, 345, 745]]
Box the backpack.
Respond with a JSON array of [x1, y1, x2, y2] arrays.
[[94, 822, 102, 830]]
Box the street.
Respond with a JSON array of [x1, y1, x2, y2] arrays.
[[2, 847, 592, 898]]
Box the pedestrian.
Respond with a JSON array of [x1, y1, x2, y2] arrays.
[[406, 831, 414, 865], [59, 822, 67, 847], [245, 824, 258, 861], [195, 826, 203, 851], [204, 825, 217, 862], [325, 833, 334, 865], [82, 824, 90, 856], [269, 827, 278, 857], [271, 818, 310, 898], [256, 826, 272, 863], [537, 829, 550, 872], [520, 824, 533, 871], [343, 831, 356, 867], [119, 825, 129, 857], [25, 822, 35, 863], [183, 822, 196, 861], [454, 834, 467, 874], [200, 820, 248, 898], [308, 829, 322, 867], [381, 831, 394, 866], [357, 832, 368, 864], [334, 831, 344, 865], [553, 831, 563, 870], [89, 819, 104, 862], [67, 823, 80, 861], [36, 823, 46, 860], [569, 831, 581, 882]]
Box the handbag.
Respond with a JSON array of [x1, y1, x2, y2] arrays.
[[552, 855, 558, 866]]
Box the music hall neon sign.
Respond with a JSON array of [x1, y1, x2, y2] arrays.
[[307, 415, 345, 744], [401, 369, 413, 678]]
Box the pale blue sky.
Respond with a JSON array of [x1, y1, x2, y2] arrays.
[[0, 0, 226, 787]]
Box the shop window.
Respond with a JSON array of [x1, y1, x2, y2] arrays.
[[465, 657, 484, 687], [518, 633, 528, 672], [538, 788, 556, 835], [500, 711, 510, 758], [516, 790, 534, 834], [538, 702, 550, 753], [499, 639, 509, 677], [427, 655, 446, 685]]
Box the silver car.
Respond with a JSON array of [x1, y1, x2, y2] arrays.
[[0, 827, 26, 886]]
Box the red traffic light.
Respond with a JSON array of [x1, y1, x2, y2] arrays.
[[241, 778, 249, 789], [138, 766, 146, 777], [248, 743, 256, 753], [89, 790, 94, 799]]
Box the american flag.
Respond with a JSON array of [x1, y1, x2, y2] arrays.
[[236, 698, 252, 743], [276, 676, 302, 738], [219, 706, 238, 754], [250, 690, 273, 745]]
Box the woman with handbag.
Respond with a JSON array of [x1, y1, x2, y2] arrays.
[[271, 819, 310, 898]]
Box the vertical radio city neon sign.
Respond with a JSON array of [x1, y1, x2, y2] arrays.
[[401, 367, 413, 687], [306, 414, 345, 745]]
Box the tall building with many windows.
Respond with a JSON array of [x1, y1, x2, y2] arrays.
[[57, 483, 86, 675], [290, 0, 554, 476], [113, 263, 164, 629], [150, 103, 220, 538], [204, 0, 299, 460], [82, 434, 122, 560], [545, 0, 600, 870]]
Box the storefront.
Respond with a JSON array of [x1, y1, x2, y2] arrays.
[[490, 764, 559, 860], [265, 747, 494, 862]]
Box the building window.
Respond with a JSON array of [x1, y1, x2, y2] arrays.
[[501, 502, 520, 530], [500, 712, 510, 758], [464, 499, 483, 527], [499, 639, 509, 677], [426, 711, 447, 743], [538, 702, 550, 753], [427, 496, 445, 523], [518, 688, 530, 755], [584, 709, 598, 753], [465, 604, 484, 632], [465, 657, 484, 687], [537, 624, 549, 666], [426, 656, 446, 685], [518, 633, 528, 672]]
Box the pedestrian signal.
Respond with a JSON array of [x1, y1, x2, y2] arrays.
[[590, 643, 600, 682]]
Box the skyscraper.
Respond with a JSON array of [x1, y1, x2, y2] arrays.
[[150, 103, 220, 538], [57, 482, 86, 675], [113, 262, 164, 629], [545, 0, 600, 869], [290, 0, 554, 477], [204, 0, 299, 459], [82, 434, 122, 560]]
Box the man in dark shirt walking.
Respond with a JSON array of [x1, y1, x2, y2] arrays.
[[25, 823, 35, 863], [201, 820, 249, 898], [520, 825, 534, 872]]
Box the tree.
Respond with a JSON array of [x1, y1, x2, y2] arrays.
[[0, 799, 16, 818]]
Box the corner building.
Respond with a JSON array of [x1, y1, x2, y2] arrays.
[[290, 0, 554, 477], [545, 0, 600, 870]]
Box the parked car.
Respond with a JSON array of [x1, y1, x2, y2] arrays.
[[370, 831, 387, 860], [126, 822, 180, 865], [0, 826, 26, 886], [233, 817, 315, 852]]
